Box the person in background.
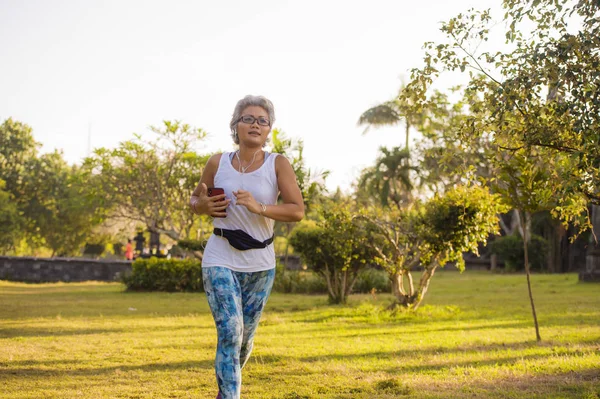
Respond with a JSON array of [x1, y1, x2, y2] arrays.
[[124, 239, 134, 261], [190, 95, 304, 399]]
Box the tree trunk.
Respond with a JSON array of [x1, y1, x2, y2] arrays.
[[512, 209, 523, 237], [322, 265, 336, 302], [407, 270, 415, 297], [347, 270, 360, 297], [390, 272, 409, 306], [341, 269, 348, 304], [413, 265, 438, 310], [521, 210, 542, 342]]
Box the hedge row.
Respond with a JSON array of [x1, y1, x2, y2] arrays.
[[123, 258, 392, 294], [123, 258, 203, 292]]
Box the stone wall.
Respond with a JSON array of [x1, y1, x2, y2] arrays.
[[0, 255, 301, 283], [0, 256, 132, 283], [580, 248, 600, 282]]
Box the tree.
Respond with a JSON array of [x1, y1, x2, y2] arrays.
[[0, 179, 23, 253], [0, 118, 39, 198], [490, 145, 574, 341], [403, 0, 600, 207], [0, 118, 39, 249], [19, 152, 105, 256], [0, 118, 107, 256], [358, 83, 423, 151], [357, 146, 417, 209], [271, 128, 329, 211], [289, 201, 380, 304], [400, 0, 600, 339], [361, 185, 506, 309], [83, 121, 210, 242], [411, 89, 495, 194]]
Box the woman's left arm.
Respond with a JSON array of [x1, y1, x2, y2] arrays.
[[234, 155, 305, 222]]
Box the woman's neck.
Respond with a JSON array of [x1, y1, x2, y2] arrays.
[[237, 147, 264, 163]]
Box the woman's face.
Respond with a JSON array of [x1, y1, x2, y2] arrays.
[[236, 106, 271, 147]]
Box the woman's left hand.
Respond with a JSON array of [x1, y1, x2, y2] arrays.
[[233, 189, 263, 215]]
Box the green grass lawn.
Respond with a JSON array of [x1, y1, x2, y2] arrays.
[[1, 271, 599, 399]]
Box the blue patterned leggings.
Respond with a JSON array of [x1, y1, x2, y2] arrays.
[[202, 266, 275, 399]]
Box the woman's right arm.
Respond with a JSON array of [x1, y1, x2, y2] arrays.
[[189, 154, 229, 217]]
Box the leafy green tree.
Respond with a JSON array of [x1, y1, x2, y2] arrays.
[[289, 201, 380, 304], [403, 0, 599, 207], [83, 121, 210, 242], [0, 179, 23, 253], [361, 186, 507, 309], [271, 128, 329, 211], [400, 0, 600, 339], [0, 118, 39, 198], [411, 89, 494, 194], [489, 145, 575, 340], [0, 118, 39, 248], [0, 118, 105, 255], [20, 152, 105, 256]]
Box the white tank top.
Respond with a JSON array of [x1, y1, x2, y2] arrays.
[[201, 151, 279, 272]]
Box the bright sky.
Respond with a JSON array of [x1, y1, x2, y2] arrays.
[[0, 0, 503, 192]]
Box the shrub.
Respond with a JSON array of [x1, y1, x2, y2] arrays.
[[272, 264, 390, 295], [289, 205, 380, 304], [490, 233, 549, 271], [352, 267, 391, 293], [122, 258, 203, 292], [273, 261, 328, 294]]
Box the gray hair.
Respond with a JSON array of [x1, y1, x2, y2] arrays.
[[229, 95, 276, 145]]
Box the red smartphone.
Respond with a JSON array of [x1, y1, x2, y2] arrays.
[[207, 187, 226, 217]]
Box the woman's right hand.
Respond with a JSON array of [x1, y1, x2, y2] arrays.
[[191, 183, 230, 217]]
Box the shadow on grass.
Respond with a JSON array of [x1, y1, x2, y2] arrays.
[[261, 317, 600, 343], [473, 368, 600, 394], [0, 359, 215, 380], [295, 311, 600, 331], [0, 327, 126, 338], [410, 368, 600, 398], [0, 323, 214, 338], [251, 339, 599, 372], [266, 368, 600, 399]]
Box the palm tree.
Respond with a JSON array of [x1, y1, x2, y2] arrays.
[[358, 146, 417, 209], [358, 84, 423, 208], [358, 84, 422, 151]]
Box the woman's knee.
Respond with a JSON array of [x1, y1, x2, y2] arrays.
[[218, 320, 243, 349]]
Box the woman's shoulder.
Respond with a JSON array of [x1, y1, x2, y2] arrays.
[[204, 153, 227, 176], [207, 153, 226, 166], [274, 153, 291, 167], [273, 153, 293, 175]]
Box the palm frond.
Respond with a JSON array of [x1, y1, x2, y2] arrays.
[[357, 103, 401, 132]]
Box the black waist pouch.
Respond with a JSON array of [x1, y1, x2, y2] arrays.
[[214, 228, 274, 251]]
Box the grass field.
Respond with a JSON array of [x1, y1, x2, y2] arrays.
[[1, 271, 599, 398]]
